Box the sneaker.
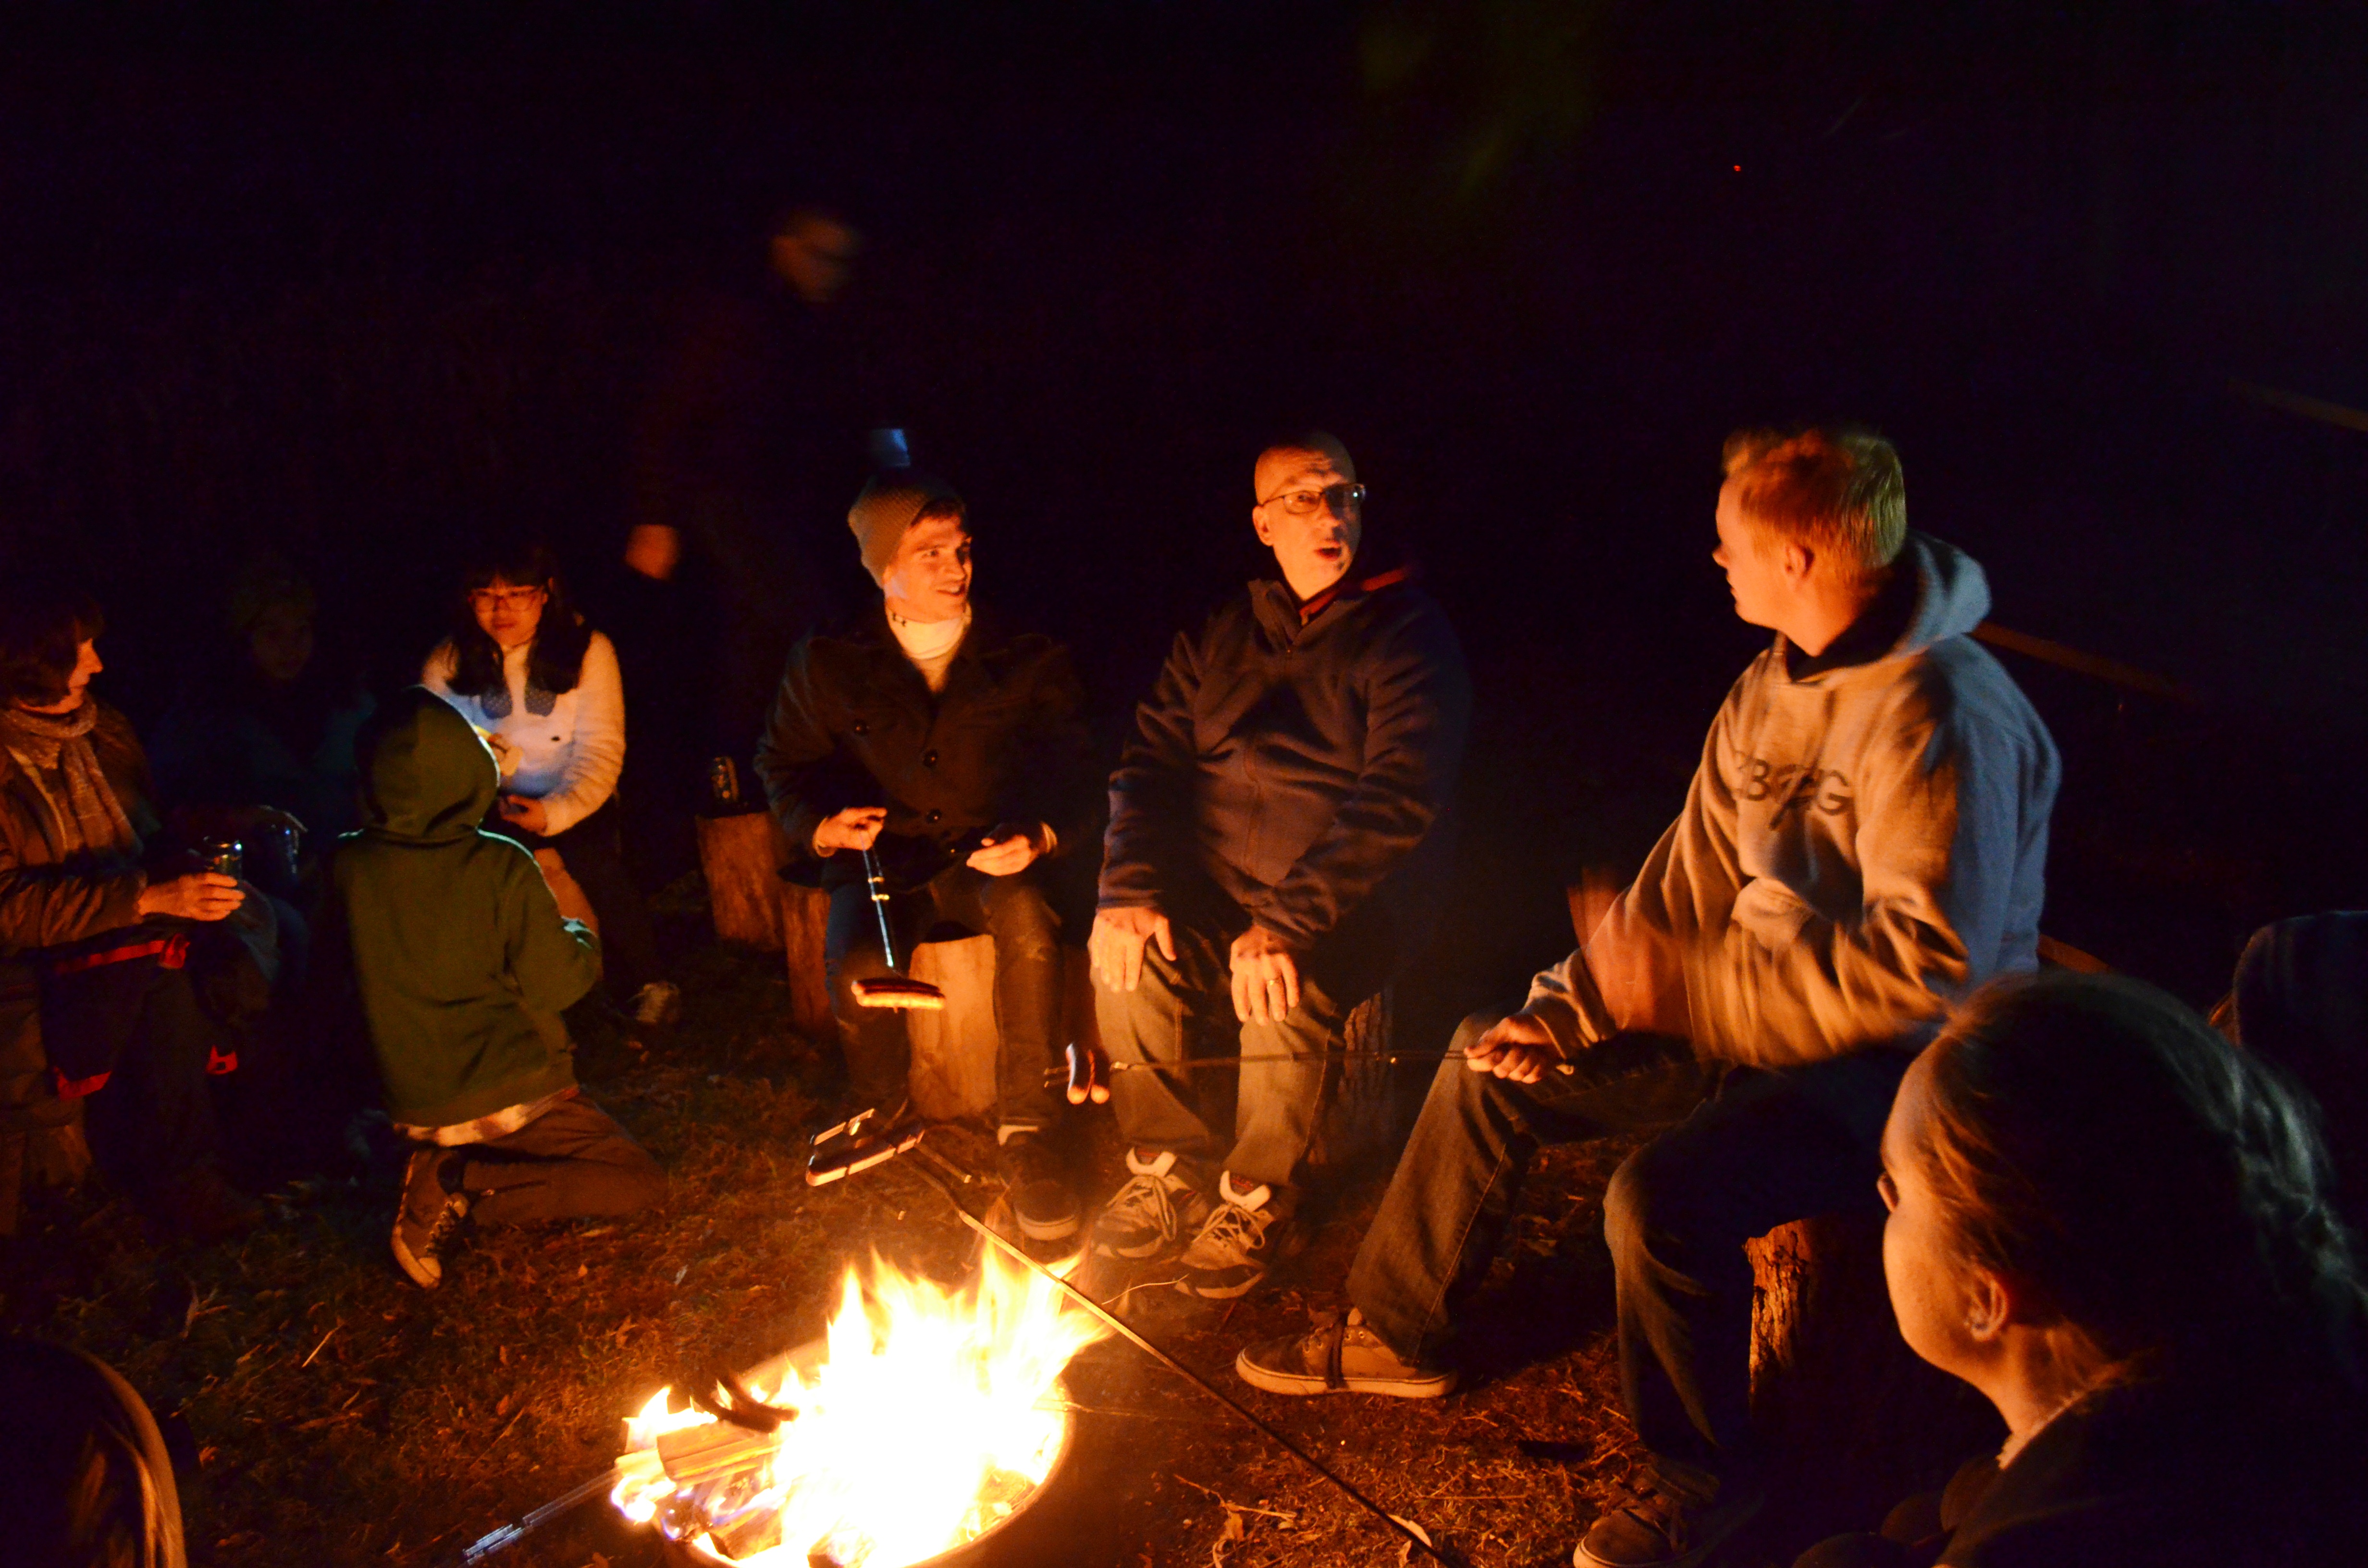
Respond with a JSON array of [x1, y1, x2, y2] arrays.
[[997, 1129, 1081, 1242], [630, 981, 683, 1027], [1175, 1171, 1296, 1299], [1089, 1149, 1215, 1261], [1574, 1476, 1764, 1568], [1236, 1307, 1458, 1398], [390, 1148, 471, 1289]]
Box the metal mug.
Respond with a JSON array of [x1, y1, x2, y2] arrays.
[[199, 836, 243, 881]]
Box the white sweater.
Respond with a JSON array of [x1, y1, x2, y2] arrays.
[[422, 630, 625, 836], [1523, 534, 2059, 1067]]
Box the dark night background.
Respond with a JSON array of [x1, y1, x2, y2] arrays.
[[4, 0, 2366, 1007]]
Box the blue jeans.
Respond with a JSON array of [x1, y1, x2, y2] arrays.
[[1346, 1012, 1910, 1498]]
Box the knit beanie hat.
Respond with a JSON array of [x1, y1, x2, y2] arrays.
[[848, 470, 963, 585]]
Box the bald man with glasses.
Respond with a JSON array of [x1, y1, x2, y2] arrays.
[[1085, 432, 1470, 1301]]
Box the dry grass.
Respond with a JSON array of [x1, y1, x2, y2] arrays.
[[4, 925, 1846, 1568]]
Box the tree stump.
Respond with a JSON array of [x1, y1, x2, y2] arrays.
[[1305, 985, 1396, 1170], [1748, 1215, 2001, 1538], [694, 812, 789, 949], [779, 883, 832, 1041], [906, 936, 1002, 1120]]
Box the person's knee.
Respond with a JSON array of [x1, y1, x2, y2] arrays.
[[985, 886, 1059, 964], [589, 1146, 666, 1215], [1603, 1146, 1654, 1262]]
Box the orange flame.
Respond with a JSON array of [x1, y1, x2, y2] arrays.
[[612, 1244, 1107, 1566]]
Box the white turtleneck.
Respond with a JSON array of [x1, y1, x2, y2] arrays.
[[888, 603, 971, 692]]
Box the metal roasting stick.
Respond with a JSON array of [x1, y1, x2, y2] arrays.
[[898, 1143, 1460, 1567], [446, 1466, 619, 1565], [1049, 1047, 1576, 1078], [851, 846, 946, 1009]]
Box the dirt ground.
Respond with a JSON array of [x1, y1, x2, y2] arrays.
[[4, 904, 1956, 1568]]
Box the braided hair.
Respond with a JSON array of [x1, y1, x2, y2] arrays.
[[1917, 972, 2368, 1396]]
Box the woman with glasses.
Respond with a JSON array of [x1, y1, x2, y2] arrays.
[[424, 542, 675, 1035]]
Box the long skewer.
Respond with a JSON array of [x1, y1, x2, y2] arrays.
[[898, 1144, 1459, 1567]]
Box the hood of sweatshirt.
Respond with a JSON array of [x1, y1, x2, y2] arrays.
[[1785, 530, 1992, 681], [356, 686, 498, 843], [1890, 530, 1991, 656]]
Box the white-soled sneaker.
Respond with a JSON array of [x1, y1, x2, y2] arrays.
[[1088, 1149, 1214, 1261]]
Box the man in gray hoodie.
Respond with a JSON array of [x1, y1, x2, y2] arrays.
[[1236, 428, 2060, 1568]]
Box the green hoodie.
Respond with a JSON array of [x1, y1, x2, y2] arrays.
[[336, 687, 601, 1128]]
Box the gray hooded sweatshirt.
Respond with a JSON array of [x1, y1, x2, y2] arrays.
[[1527, 532, 2059, 1066]]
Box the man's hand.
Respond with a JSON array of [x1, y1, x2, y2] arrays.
[[966, 822, 1048, 877], [1229, 925, 1303, 1025], [136, 873, 245, 923], [812, 806, 887, 857], [1089, 905, 1174, 993], [1464, 1011, 1566, 1084], [623, 523, 682, 581], [497, 795, 551, 837]]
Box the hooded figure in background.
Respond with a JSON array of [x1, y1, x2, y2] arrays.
[[337, 688, 663, 1291], [0, 1336, 186, 1568]]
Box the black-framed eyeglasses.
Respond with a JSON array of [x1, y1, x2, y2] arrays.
[[1257, 482, 1366, 517]]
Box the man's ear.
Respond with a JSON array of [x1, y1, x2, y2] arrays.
[[1780, 539, 1816, 586], [1250, 508, 1276, 548]]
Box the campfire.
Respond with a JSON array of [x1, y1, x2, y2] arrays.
[[609, 1244, 1108, 1567]]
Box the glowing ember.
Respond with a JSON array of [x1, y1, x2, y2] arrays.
[[610, 1245, 1108, 1566]]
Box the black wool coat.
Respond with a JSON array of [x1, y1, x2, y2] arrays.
[[755, 604, 1097, 893]]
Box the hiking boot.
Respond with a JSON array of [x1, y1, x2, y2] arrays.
[[148, 1165, 260, 1244], [391, 1148, 471, 1289], [1175, 1171, 1296, 1299], [997, 1129, 1081, 1242], [1089, 1149, 1214, 1261], [1236, 1307, 1458, 1398], [1574, 1475, 1764, 1568]]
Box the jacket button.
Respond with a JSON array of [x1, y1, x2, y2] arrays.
[[923, 748, 939, 767], [926, 808, 942, 824], [852, 721, 868, 736]]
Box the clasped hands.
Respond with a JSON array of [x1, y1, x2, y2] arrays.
[[811, 806, 1047, 876]]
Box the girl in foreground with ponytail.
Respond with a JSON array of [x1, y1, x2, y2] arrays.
[[1799, 971, 2367, 1568]]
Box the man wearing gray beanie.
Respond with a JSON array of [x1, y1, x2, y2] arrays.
[[755, 471, 1097, 1239], [1088, 433, 1472, 1300]]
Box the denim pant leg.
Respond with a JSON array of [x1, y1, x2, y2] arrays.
[[824, 878, 921, 1109], [1096, 923, 1236, 1186], [1603, 1048, 1913, 1498], [1224, 964, 1357, 1193], [1348, 1014, 1710, 1363], [931, 866, 1065, 1131]]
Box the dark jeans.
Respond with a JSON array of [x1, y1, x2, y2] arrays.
[[1346, 1011, 1911, 1499], [450, 1095, 666, 1225], [80, 967, 225, 1191], [825, 862, 1064, 1129], [504, 799, 662, 999], [1093, 917, 1382, 1193]]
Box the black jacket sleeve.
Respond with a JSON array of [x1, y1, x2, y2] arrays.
[[753, 641, 869, 861], [1098, 625, 1204, 910]]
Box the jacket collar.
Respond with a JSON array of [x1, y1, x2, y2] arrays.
[[1250, 558, 1418, 639]]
